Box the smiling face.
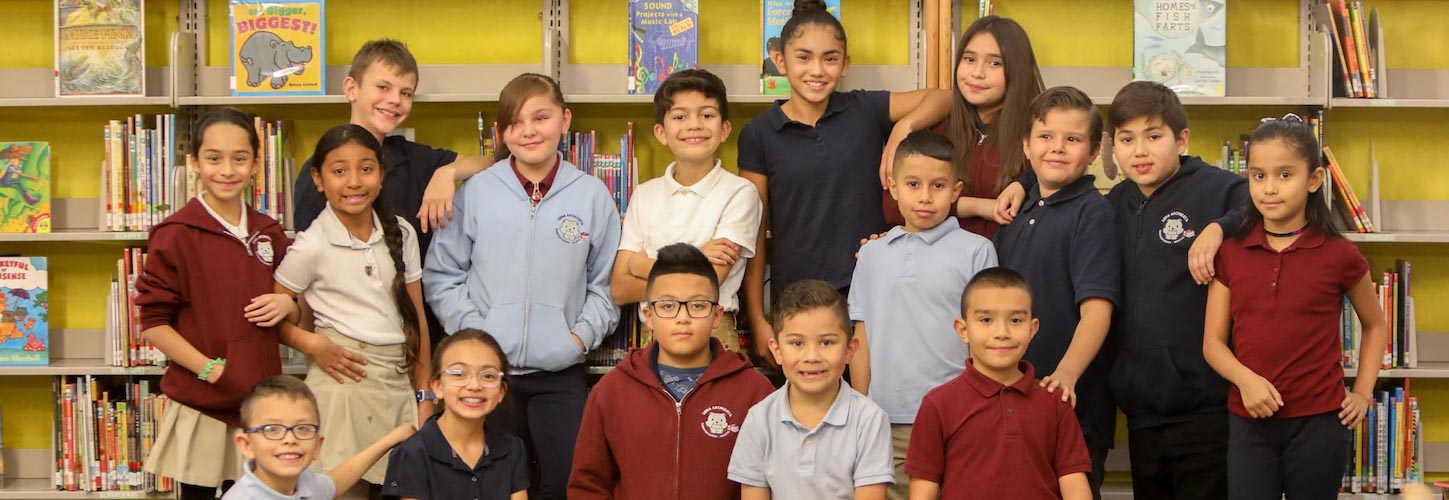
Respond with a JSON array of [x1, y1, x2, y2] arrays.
[[769, 307, 856, 396], [311, 141, 383, 220], [955, 285, 1037, 380], [503, 92, 571, 170], [1024, 108, 1099, 195], [889, 154, 962, 233], [1246, 138, 1323, 232], [430, 339, 508, 422], [1113, 116, 1188, 197], [957, 32, 1008, 120], [344, 62, 416, 138], [236, 395, 322, 487], [771, 25, 849, 105], [645, 272, 722, 368], [194, 123, 257, 205], [653, 90, 730, 168]]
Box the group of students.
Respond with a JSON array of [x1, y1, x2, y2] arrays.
[[127, 0, 1389, 499]]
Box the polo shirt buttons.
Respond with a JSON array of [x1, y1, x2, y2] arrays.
[[1038, 200, 1045, 206], [472, 477, 478, 482], [1028, 219, 1036, 225], [805, 439, 814, 445]]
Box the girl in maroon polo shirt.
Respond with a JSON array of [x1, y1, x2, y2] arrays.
[[1202, 118, 1386, 499]]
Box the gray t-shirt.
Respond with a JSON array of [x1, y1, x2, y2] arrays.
[[222, 459, 337, 500]]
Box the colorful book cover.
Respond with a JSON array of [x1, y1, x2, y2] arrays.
[[1133, 0, 1226, 97], [0, 257, 49, 366], [229, 0, 325, 96], [628, 0, 699, 95], [761, 0, 840, 95], [55, 0, 145, 97], [0, 142, 51, 233]]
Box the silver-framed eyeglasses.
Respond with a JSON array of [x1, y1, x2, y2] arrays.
[[245, 423, 320, 441], [441, 368, 506, 388], [650, 299, 717, 318]]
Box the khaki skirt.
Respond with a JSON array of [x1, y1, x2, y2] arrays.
[[143, 401, 243, 487], [307, 327, 417, 485]]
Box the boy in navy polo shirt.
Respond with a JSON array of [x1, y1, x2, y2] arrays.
[[992, 86, 1120, 499], [849, 130, 996, 499], [905, 267, 1092, 500]]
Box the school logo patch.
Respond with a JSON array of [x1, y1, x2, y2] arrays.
[[1159, 211, 1196, 244], [700, 406, 739, 438], [252, 234, 276, 265], [556, 214, 588, 244]]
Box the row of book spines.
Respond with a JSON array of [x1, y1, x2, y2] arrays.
[[110, 248, 164, 368], [248, 119, 291, 225], [54, 377, 174, 493], [1323, 146, 1375, 233], [102, 115, 177, 232], [1344, 387, 1420, 493], [1341, 264, 1414, 369], [1325, 0, 1379, 98], [585, 307, 644, 367]]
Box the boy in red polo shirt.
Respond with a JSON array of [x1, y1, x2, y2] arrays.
[[905, 267, 1092, 500]]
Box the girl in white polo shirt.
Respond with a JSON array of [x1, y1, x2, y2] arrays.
[[274, 124, 431, 500]]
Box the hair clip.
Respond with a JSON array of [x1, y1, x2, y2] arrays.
[[1260, 113, 1305, 124]]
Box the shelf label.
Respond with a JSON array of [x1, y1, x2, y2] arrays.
[[114, 232, 147, 240], [1370, 99, 1398, 107], [1360, 233, 1396, 242]]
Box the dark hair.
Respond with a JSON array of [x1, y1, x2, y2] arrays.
[[192, 107, 260, 158], [431, 328, 512, 382], [646, 243, 721, 299], [772, 279, 851, 339], [495, 73, 567, 163], [1239, 119, 1339, 237], [348, 39, 419, 82], [946, 16, 1044, 196], [653, 69, 730, 125], [892, 130, 960, 180], [1026, 86, 1104, 152], [309, 125, 423, 373], [1108, 81, 1189, 137], [960, 267, 1032, 317], [781, 0, 846, 49], [240, 376, 318, 428]]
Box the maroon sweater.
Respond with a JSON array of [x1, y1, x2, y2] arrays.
[[569, 340, 774, 500], [135, 198, 291, 427]]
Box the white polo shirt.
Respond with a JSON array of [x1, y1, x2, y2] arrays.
[[619, 161, 762, 312], [275, 205, 422, 345]]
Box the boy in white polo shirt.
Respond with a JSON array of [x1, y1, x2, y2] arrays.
[[611, 68, 762, 352]]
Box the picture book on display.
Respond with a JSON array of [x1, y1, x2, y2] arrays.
[[55, 0, 145, 97], [0, 142, 51, 233], [0, 257, 49, 367], [1133, 0, 1227, 97], [761, 0, 840, 95], [229, 0, 325, 96], [628, 0, 699, 95]]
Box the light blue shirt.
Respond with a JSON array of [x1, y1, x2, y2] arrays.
[[727, 383, 895, 499], [848, 217, 998, 424], [222, 459, 336, 500]]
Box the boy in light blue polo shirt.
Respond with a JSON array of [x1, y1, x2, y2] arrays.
[[728, 280, 895, 499], [848, 130, 998, 499]]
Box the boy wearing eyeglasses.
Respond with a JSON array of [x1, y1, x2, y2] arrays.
[[847, 130, 998, 499], [226, 376, 415, 500], [569, 243, 773, 500]]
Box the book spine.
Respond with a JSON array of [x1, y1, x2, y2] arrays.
[[1335, 0, 1365, 97]]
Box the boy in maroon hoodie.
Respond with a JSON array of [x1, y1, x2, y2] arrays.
[[569, 243, 773, 500]]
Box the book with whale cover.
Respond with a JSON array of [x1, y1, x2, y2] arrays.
[[1133, 0, 1226, 97]]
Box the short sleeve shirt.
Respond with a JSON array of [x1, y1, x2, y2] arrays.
[[382, 414, 530, 500], [737, 90, 892, 291], [1215, 224, 1369, 419], [727, 383, 895, 499], [619, 161, 762, 312], [222, 460, 336, 500], [992, 174, 1121, 446], [848, 218, 998, 423], [275, 205, 422, 345], [905, 361, 1092, 499]]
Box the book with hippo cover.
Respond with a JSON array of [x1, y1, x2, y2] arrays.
[[229, 0, 325, 96]]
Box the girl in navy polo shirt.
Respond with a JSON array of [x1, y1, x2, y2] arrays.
[[738, 0, 951, 360], [1202, 118, 1386, 499]]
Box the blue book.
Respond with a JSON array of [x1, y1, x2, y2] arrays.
[[761, 0, 841, 95], [628, 0, 699, 95], [0, 257, 49, 366]]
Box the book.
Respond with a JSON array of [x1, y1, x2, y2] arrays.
[[1342, 382, 1422, 493], [0, 257, 48, 366], [55, 0, 145, 97], [53, 377, 172, 493], [1132, 0, 1227, 97], [628, 0, 699, 95], [106, 249, 164, 368], [0, 142, 52, 233], [761, 0, 841, 95], [229, 0, 326, 96]]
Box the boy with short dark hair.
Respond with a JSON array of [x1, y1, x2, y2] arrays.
[[224, 376, 414, 500], [848, 129, 997, 499], [729, 280, 894, 500], [991, 86, 1120, 499], [570, 243, 773, 500], [612, 69, 762, 352], [906, 267, 1092, 500]]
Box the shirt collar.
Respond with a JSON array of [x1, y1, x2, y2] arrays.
[[764, 93, 851, 131], [886, 216, 961, 246], [963, 359, 1037, 398], [511, 154, 561, 194], [777, 381, 854, 429], [318, 204, 383, 248], [242, 459, 314, 498], [1027, 174, 1099, 207], [197, 191, 248, 238], [1240, 222, 1327, 252], [419, 413, 513, 470], [662, 160, 725, 197]]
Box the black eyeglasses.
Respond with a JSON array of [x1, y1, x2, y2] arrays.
[[649, 299, 718, 319], [245, 423, 320, 441]]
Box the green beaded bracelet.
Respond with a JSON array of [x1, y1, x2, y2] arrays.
[[199, 357, 226, 381]]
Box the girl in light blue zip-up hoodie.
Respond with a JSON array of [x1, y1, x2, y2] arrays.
[[422, 73, 621, 499]]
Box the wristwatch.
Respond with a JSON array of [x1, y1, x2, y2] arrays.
[[415, 390, 436, 402]]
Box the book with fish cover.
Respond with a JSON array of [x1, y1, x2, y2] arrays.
[[1133, 0, 1227, 97], [55, 0, 145, 97]]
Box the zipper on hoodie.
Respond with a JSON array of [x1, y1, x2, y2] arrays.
[[661, 386, 693, 500], [520, 185, 542, 369]]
